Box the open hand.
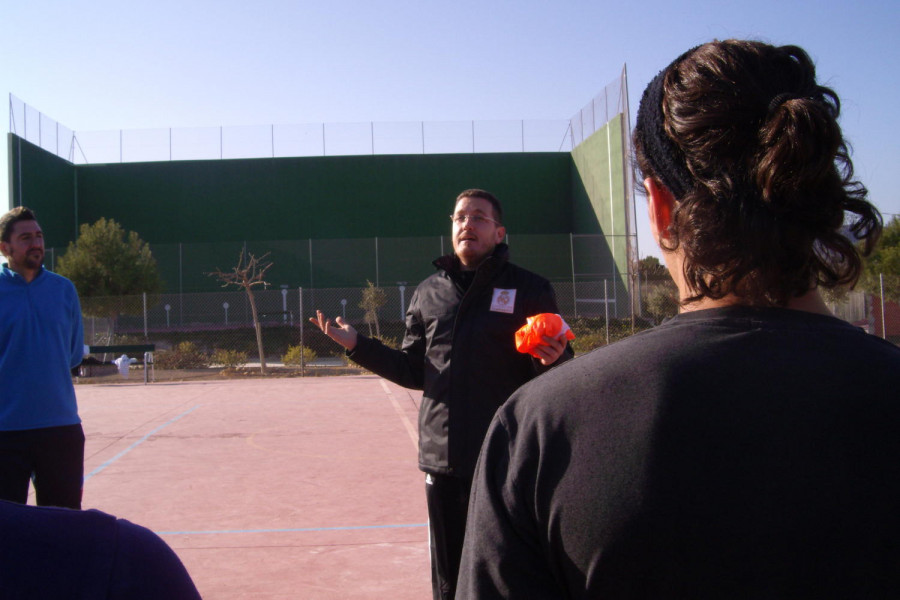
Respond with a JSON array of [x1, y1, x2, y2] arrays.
[[309, 310, 359, 351]]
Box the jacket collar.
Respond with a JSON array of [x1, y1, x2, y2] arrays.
[[1, 263, 45, 284]]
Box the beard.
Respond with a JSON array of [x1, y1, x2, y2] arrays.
[[20, 249, 44, 270]]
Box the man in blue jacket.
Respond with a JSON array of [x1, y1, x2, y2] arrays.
[[0, 207, 85, 509], [311, 189, 572, 599]]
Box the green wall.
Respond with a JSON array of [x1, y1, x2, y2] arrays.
[[7, 134, 77, 245], [74, 152, 574, 243], [9, 128, 631, 296], [570, 115, 629, 286]]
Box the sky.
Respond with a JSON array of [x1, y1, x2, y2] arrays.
[[2, 0, 898, 259]]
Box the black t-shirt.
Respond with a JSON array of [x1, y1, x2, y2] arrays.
[[459, 306, 900, 598]]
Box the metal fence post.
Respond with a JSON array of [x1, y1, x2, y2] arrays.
[[570, 233, 577, 317], [178, 243, 183, 325], [299, 287, 305, 376], [604, 280, 609, 345]]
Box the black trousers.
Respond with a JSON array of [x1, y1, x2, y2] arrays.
[[0, 424, 85, 509], [425, 472, 472, 600]]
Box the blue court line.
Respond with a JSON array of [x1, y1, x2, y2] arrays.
[[156, 523, 428, 536], [84, 405, 201, 483]]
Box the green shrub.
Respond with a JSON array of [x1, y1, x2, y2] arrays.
[[154, 342, 210, 369], [643, 282, 679, 324], [570, 330, 606, 355], [210, 348, 249, 368], [566, 316, 653, 355], [282, 344, 317, 366], [568, 317, 604, 355]]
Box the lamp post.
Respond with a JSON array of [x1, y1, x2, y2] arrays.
[[223, 302, 230, 325], [398, 282, 407, 320]]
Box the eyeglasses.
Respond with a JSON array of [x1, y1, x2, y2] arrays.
[[450, 214, 501, 227]]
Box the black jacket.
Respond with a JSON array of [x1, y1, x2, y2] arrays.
[[349, 244, 571, 480]]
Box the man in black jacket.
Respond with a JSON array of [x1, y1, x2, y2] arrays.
[[311, 188, 572, 599]]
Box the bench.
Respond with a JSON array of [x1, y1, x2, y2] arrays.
[[88, 344, 156, 356], [86, 345, 156, 383]]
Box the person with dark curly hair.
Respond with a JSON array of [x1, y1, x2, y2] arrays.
[[457, 40, 900, 599]]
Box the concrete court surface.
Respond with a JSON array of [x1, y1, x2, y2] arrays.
[[75, 375, 431, 599]]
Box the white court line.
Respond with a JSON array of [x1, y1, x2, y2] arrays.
[[84, 405, 200, 483], [380, 379, 418, 450], [156, 522, 427, 536]]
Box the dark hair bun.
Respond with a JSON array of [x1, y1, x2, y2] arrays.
[[634, 40, 881, 306]]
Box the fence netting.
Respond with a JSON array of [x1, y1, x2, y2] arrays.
[[80, 282, 898, 376]]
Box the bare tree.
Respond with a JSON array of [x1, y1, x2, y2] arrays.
[[207, 251, 273, 374]]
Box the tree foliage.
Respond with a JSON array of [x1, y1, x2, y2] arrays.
[[644, 282, 679, 324], [637, 256, 678, 324], [638, 256, 671, 281], [57, 218, 162, 300], [859, 216, 900, 302], [56, 218, 162, 341]]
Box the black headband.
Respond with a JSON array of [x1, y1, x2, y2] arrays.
[[634, 46, 701, 200]]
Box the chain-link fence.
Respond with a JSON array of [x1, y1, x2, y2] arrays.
[[11, 69, 625, 166], [634, 282, 900, 345], [826, 289, 900, 342], [43, 233, 631, 296], [9, 94, 574, 164], [81, 280, 639, 372], [79, 276, 899, 377], [568, 66, 629, 149]]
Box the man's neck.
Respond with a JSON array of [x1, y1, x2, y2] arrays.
[[457, 255, 488, 272], [5, 261, 40, 283]]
